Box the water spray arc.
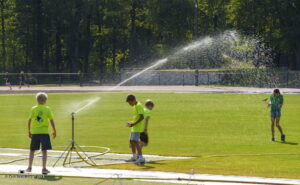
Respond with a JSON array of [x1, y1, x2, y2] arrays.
[[52, 97, 108, 167], [110, 36, 213, 90]]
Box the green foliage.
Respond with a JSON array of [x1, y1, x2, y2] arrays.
[[0, 0, 299, 74]]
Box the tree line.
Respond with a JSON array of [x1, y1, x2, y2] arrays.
[[0, 0, 299, 77]]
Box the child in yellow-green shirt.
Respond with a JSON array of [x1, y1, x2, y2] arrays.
[[25, 92, 56, 174]]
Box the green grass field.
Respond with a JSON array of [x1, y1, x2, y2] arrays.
[[0, 92, 299, 179], [0, 174, 175, 185]]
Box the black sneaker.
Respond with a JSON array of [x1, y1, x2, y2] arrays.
[[271, 137, 275, 142], [281, 135, 285, 142]]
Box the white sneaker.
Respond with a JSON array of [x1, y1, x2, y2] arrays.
[[134, 157, 145, 165], [125, 156, 137, 162]]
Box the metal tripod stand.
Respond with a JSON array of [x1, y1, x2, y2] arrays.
[[53, 112, 97, 167]]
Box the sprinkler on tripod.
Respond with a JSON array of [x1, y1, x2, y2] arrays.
[[52, 111, 97, 167]]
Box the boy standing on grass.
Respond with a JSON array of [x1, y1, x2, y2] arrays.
[[268, 89, 285, 142], [25, 92, 56, 174], [125, 94, 145, 164], [140, 100, 154, 148]]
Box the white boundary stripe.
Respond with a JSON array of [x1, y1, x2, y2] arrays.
[[0, 148, 193, 160], [0, 165, 299, 185]]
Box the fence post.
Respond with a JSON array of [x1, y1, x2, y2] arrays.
[[195, 69, 199, 86], [182, 72, 184, 86], [59, 74, 62, 86], [207, 72, 210, 85], [158, 71, 161, 85], [79, 73, 83, 87]]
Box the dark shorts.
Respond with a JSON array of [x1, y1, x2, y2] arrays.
[[30, 134, 52, 151], [140, 132, 149, 144], [271, 109, 281, 118]]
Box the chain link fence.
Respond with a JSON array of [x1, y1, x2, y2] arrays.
[[0, 73, 82, 87], [1, 70, 300, 88], [119, 70, 300, 88]]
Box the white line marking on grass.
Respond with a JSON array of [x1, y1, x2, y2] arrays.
[[0, 148, 194, 167], [0, 165, 299, 185], [0, 148, 193, 160]]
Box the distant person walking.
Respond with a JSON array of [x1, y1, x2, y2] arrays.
[[4, 72, 12, 90], [268, 89, 285, 142], [19, 71, 29, 89]]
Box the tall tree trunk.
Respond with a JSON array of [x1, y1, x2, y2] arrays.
[[96, 3, 104, 83], [25, 24, 30, 72], [55, 23, 62, 72], [128, 0, 136, 67], [71, 0, 81, 73], [83, 12, 91, 74], [295, 42, 300, 70], [12, 46, 16, 71], [112, 29, 116, 73], [0, 0, 6, 71], [194, 0, 198, 38], [34, 0, 44, 72], [44, 47, 49, 72]]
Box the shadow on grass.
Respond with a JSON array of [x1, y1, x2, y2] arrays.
[[41, 176, 63, 182], [146, 161, 165, 165], [136, 160, 165, 170], [275, 141, 298, 145]]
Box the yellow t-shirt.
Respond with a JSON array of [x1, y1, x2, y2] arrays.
[[131, 102, 144, 133], [144, 108, 152, 118], [29, 104, 54, 134]]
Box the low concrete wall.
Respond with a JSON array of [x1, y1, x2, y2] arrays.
[[120, 70, 300, 87], [120, 71, 222, 86]]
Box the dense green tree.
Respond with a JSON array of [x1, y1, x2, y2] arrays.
[[0, 0, 299, 76]]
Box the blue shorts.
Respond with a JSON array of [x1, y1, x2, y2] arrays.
[[270, 109, 281, 118], [30, 134, 52, 151], [130, 132, 140, 141]]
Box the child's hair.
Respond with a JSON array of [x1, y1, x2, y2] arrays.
[[126, 94, 136, 102], [36, 92, 48, 102], [273, 89, 280, 95], [145, 99, 154, 108]]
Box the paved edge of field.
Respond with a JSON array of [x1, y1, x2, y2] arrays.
[[0, 164, 300, 185], [1, 85, 300, 94]]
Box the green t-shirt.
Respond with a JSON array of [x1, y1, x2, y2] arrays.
[[29, 104, 54, 134], [131, 102, 144, 133], [144, 108, 152, 118], [270, 95, 283, 110]]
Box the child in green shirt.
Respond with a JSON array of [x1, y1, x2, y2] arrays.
[[140, 100, 154, 148], [25, 92, 56, 174], [125, 94, 145, 165], [268, 89, 285, 142]]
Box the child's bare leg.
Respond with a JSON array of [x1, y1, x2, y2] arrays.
[[42, 150, 47, 170], [271, 118, 275, 138], [139, 142, 147, 149], [275, 117, 284, 135], [27, 150, 35, 170], [136, 142, 142, 156], [130, 140, 136, 155]]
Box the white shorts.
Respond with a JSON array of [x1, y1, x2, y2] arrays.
[[130, 132, 140, 141]]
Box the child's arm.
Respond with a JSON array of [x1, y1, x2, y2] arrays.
[[129, 114, 144, 127], [50, 120, 56, 139], [144, 116, 150, 133], [279, 97, 284, 109], [28, 119, 32, 138]]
